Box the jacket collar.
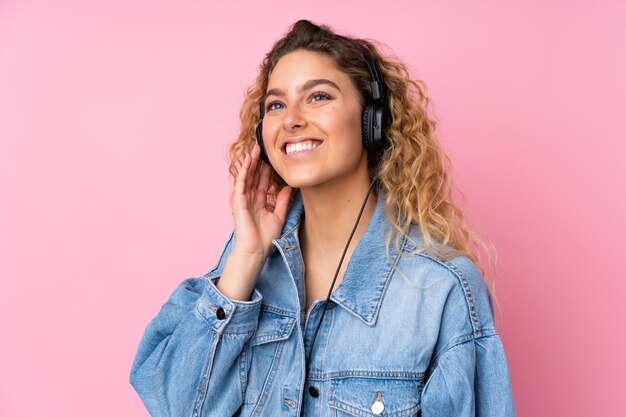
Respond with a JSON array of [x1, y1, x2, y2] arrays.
[[275, 188, 408, 327]]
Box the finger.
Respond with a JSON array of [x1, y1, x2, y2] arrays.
[[251, 142, 262, 160], [250, 143, 261, 169], [251, 163, 271, 209], [257, 161, 271, 196], [273, 185, 293, 222], [245, 149, 257, 192], [266, 187, 277, 210], [248, 144, 265, 195], [266, 182, 278, 210], [235, 153, 251, 201], [251, 159, 263, 195]]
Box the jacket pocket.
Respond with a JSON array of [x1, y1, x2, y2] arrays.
[[328, 377, 421, 417], [244, 307, 297, 406], [249, 307, 296, 346]]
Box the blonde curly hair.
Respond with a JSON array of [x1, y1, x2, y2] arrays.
[[227, 19, 499, 307]]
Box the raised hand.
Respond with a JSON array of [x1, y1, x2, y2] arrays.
[[230, 143, 293, 259]]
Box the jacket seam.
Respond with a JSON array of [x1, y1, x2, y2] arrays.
[[424, 332, 500, 386], [307, 370, 425, 380], [370, 233, 409, 324], [250, 340, 288, 417], [280, 220, 301, 240], [239, 343, 249, 406], [191, 334, 219, 417], [342, 232, 408, 326], [413, 252, 483, 338]]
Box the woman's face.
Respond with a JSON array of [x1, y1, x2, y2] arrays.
[[262, 49, 367, 190]]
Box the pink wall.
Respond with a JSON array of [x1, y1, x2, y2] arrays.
[[1, 1, 624, 416]]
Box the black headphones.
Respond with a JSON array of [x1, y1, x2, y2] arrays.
[[255, 37, 392, 164]]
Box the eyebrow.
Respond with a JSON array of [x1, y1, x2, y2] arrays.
[[264, 79, 341, 101]]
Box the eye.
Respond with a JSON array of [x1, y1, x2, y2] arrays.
[[265, 91, 332, 112], [310, 91, 332, 102], [265, 101, 284, 112]]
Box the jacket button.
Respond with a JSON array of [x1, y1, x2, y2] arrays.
[[215, 307, 226, 320], [371, 400, 384, 414], [371, 391, 385, 414], [308, 386, 319, 398]]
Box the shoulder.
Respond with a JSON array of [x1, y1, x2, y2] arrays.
[[399, 230, 497, 341]]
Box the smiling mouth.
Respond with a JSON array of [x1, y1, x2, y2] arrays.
[[283, 140, 323, 156]]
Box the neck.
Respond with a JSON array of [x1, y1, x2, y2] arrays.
[[298, 176, 377, 259]]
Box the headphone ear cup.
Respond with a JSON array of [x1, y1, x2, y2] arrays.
[[255, 120, 270, 164], [372, 101, 391, 152], [362, 102, 389, 152], [361, 104, 374, 150]]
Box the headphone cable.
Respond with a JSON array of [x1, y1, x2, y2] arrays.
[[304, 179, 378, 384]]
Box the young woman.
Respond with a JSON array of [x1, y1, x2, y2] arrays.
[[131, 20, 516, 417]]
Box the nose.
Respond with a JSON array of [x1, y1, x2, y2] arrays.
[[282, 102, 307, 132]]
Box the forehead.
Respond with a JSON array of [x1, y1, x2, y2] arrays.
[[267, 50, 348, 87]]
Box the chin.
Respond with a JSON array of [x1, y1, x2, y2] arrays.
[[275, 167, 319, 188], [283, 178, 318, 189]]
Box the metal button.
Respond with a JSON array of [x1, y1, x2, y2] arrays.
[[371, 391, 384, 415], [371, 400, 384, 414], [216, 307, 226, 320], [308, 386, 319, 398]]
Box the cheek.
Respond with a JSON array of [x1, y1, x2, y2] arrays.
[[322, 105, 362, 141], [261, 119, 281, 148], [338, 114, 363, 151]]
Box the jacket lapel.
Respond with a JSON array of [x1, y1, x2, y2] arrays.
[[278, 189, 407, 327]]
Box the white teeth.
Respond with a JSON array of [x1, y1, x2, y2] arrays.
[[285, 141, 321, 155]]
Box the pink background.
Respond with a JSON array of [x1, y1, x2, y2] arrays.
[[1, 1, 624, 416]]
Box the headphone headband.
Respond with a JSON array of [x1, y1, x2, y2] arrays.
[[334, 35, 388, 103]]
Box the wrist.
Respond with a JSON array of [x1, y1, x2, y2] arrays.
[[226, 250, 267, 272], [230, 247, 269, 263]]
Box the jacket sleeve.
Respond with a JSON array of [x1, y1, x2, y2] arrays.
[[130, 233, 263, 417], [420, 332, 516, 417]]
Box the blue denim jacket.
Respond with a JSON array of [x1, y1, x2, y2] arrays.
[[130, 189, 516, 417]]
